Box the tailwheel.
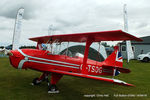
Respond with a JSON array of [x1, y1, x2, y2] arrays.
[[31, 77, 42, 85], [48, 84, 59, 93]]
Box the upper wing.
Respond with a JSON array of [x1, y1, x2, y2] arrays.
[[29, 30, 142, 43]]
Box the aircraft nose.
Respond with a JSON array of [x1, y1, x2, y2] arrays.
[[9, 50, 25, 69]]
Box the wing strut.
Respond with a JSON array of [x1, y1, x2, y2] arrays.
[[81, 38, 93, 74]]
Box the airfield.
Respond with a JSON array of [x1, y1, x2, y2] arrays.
[[0, 57, 150, 100]]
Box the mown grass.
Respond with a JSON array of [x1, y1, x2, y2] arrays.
[[0, 57, 150, 100]]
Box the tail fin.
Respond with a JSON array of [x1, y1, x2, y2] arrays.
[[103, 47, 130, 73], [104, 47, 123, 68]]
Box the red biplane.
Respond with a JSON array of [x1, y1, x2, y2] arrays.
[[1, 30, 142, 93]]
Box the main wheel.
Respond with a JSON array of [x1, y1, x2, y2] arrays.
[[143, 57, 149, 62], [48, 84, 59, 93], [32, 77, 41, 85]]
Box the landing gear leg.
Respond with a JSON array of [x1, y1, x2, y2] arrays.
[[31, 72, 50, 85], [48, 73, 63, 93]]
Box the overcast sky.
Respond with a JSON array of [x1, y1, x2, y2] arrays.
[[0, 0, 150, 46]]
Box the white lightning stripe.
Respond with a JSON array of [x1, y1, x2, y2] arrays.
[[28, 60, 79, 69], [113, 79, 127, 84], [18, 60, 27, 69], [18, 49, 80, 67], [87, 74, 127, 84], [18, 49, 26, 56]]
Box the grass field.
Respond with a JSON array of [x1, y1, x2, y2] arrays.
[[0, 57, 150, 100]]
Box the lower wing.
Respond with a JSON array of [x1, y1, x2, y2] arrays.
[[48, 69, 134, 86]]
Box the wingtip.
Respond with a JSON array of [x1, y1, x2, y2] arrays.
[[126, 83, 135, 87], [113, 79, 135, 87]]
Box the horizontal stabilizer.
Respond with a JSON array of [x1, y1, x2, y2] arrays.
[[48, 69, 134, 86], [102, 65, 130, 73]]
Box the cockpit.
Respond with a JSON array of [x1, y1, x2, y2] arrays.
[[41, 42, 105, 62]]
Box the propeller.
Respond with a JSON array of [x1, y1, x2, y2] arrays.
[[0, 48, 13, 56]]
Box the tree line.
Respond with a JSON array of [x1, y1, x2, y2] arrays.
[[0, 45, 36, 49]]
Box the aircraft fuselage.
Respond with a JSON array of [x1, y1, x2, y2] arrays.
[[9, 49, 113, 76]]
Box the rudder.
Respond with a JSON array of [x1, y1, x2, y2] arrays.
[[104, 46, 123, 68]]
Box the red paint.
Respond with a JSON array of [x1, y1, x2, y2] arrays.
[[82, 38, 93, 74], [8, 48, 131, 86], [51, 73, 63, 85], [29, 30, 142, 43], [8, 30, 142, 87]]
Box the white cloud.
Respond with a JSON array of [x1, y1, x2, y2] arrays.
[[0, 0, 150, 46]]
